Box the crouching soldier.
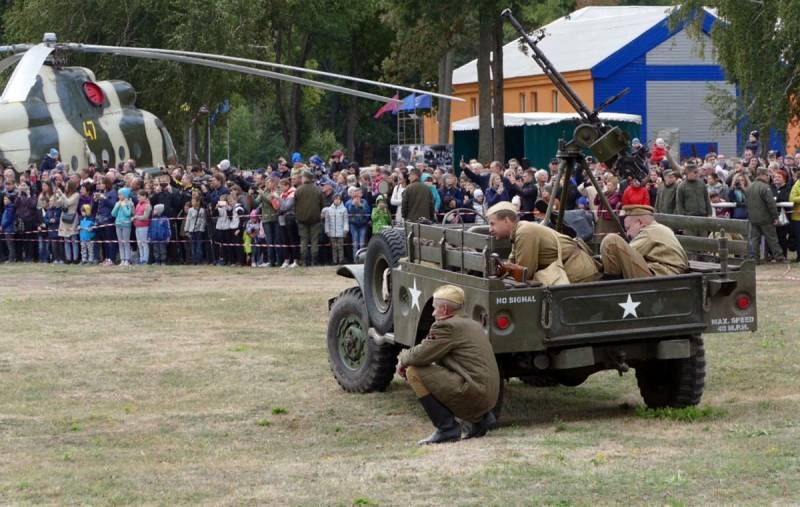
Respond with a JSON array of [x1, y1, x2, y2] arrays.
[[397, 285, 500, 445]]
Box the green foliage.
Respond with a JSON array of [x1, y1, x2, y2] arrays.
[[635, 405, 726, 422], [271, 407, 287, 415], [301, 129, 340, 161], [677, 0, 800, 151], [255, 419, 272, 427]]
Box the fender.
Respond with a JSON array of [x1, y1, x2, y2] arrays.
[[328, 264, 366, 312]]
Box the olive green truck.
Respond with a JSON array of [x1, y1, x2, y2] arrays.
[[327, 214, 756, 413]]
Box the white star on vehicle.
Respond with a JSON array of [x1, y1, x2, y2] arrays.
[[619, 294, 641, 319], [409, 278, 422, 312]]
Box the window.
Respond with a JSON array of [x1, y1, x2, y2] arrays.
[[531, 92, 538, 112], [519, 93, 527, 112], [552, 90, 559, 112], [470, 97, 477, 116]]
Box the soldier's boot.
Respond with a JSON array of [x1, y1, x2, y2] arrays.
[[416, 395, 461, 445], [462, 411, 497, 440]]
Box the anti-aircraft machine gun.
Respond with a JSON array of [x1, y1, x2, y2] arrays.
[[502, 9, 649, 235]]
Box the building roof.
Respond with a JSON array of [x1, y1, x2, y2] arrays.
[[451, 112, 641, 132], [453, 6, 677, 85]]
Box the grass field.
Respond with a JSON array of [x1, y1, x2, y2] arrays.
[[0, 263, 798, 506]]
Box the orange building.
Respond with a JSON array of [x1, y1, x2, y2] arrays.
[[424, 70, 595, 145]]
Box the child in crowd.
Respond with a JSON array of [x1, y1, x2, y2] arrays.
[[0, 194, 16, 263], [244, 210, 262, 267], [323, 193, 349, 265], [148, 203, 170, 265], [133, 189, 152, 265], [184, 195, 207, 265], [45, 198, 63, 263], [371, 195, 391, 234], [111, 187, 134, 266], [345, 188, 370, 254], [78, 204, 96, 264], [37, 198, 50, 263], [471, 188, 486, 225]]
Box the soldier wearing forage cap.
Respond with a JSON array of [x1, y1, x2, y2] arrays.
[[600, 204, 688, 278], [487, 201, 600, 283], [397, 285, 500, 445]]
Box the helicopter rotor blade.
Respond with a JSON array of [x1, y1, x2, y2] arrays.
[[71, 43, 464, 102], [63, 45, 402, 103], [0, 43, 34, 54], [0, 44, 53, 104]]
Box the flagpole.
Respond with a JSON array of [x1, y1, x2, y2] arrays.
[[396, 105, 400, 145]]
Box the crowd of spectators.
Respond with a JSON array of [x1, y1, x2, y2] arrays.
[[1, 132, 799, 267]]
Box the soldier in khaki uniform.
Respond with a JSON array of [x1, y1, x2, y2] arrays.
[[487, 201, 600, 283], [398, 285, 500, 445], [600, 204, 688, 278]]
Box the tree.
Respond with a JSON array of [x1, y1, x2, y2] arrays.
[[381, 0, 473, 147], [677, 0, 800, 152]]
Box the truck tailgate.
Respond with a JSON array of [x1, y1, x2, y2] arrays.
[[543, 274, 706, 346]]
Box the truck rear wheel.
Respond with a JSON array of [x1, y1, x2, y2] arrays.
[[363, 228, 406, 334], [327, 287, 400, 393], [635, 336, 706, 408]]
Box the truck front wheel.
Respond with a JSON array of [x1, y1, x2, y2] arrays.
[[327, 287, 400, 393], [635, 336, 706, 408]]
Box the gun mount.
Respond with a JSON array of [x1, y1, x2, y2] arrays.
[[502, 9, 650, 234]]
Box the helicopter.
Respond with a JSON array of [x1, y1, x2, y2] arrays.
[[0, 34, 462, 175]]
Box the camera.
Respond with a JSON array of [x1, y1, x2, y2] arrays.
[[192, 175, 211, 190]]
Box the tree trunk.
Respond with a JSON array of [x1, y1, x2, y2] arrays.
[[273, 33, 290, 148], [274, 30, 313, 152], [491, 16, 505, 164], [437, 48, 454, 145], [477, 7, 494, 163], [345, 100, 358, 161], [345, 33, 362, 161]]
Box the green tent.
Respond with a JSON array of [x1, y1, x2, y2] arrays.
[[453, 112, 641, 170]]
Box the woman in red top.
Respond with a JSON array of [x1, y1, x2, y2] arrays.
[[622, 177, 651, 206]]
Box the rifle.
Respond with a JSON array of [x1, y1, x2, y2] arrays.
[[491, 253, 528, 283]]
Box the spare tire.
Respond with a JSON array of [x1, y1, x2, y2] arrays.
[[363, 228, 406, 334]]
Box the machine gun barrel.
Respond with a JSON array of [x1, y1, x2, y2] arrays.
[[501, 9, 595, 122]]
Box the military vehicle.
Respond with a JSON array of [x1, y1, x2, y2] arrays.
[[325, 10, 758, 415], [0, 35, 462, 174], [327, 214, 756, 413]]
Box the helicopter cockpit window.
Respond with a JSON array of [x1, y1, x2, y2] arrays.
[[70, 156, 78, 171], [133, 143, 142, 160], [101, 149, 110, 165], [118, 146, 126, 161]]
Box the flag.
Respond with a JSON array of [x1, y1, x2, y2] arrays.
[[374, 93, 400, 119], [414, 94, 432, 109], [393, 94, 416, 114]]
